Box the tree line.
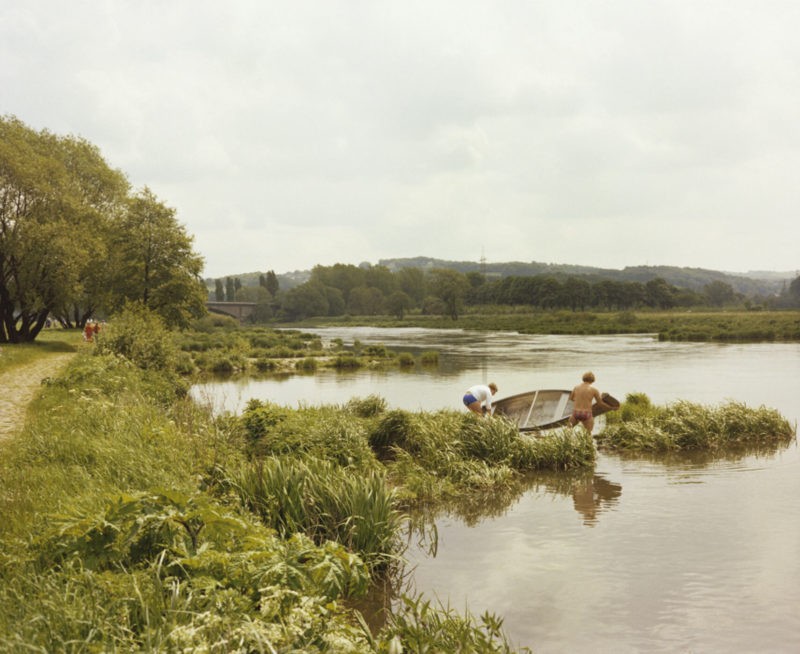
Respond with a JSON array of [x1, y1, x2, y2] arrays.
[[0, 116, 207, 342], [216, 262, 800, 322]]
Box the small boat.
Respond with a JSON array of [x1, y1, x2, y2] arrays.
[[491, 389, 620, 432]]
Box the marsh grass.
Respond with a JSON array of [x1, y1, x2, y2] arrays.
[[227, 457, 405, 575], [598, 393, 796, 451], [239, 399, 597, 507], [376, 595, 530, 654], [293, 309, 800, 342]]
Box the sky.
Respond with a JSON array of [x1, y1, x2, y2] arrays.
[[2, 1, 799, 279]]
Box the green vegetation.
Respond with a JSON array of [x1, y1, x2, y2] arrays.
[[0, 313, 535, 652], [0, 328, 81, 373], [214, 259, 800, 329], [1, 115, 206, 343], [291, 308, 800, 342], [596, 393, 796, 452], [237, 399, 596, 507], [2, 310, 796, 651], [175, 315, 443, 375]]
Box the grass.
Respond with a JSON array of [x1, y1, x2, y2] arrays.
[[596, 393, 797, 452], [238, 399, 597, 507], [0, 327, 82, 373], [287, 308, 800, 342], [176, 318, 443, 375], [0, 337, 530, 652]]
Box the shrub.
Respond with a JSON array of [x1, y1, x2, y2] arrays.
[[95, 303, 177, 371]]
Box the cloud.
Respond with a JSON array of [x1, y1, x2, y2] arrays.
[[3, 0, 799, 277]]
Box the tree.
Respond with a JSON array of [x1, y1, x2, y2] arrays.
[[561, 277, 592, 311], [348, 286, 385, 315], [428, 269, 470, 320], [225, 277, 235, 302], [310, 263, 364, 305], [645, 278, 677, 309], [703, 281, 737, 307], [279, 282, 328, 320], [396, 267, 426, 305], [265, 270, 279, 296], [215, 279, 224, 301], [0, 116, 128, 342], [108, 187, 206, 328], [386, 290, 413, 319]]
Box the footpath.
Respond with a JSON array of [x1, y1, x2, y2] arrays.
[[0, 353, 75, 442]]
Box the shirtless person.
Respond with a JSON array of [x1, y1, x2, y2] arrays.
[[568, 372, 607, 432], [463, 382, 498, 416]]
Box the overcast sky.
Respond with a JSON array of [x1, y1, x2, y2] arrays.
[[3, 1, 799, 278]]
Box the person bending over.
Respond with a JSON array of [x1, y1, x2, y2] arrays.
[[463, 382, 498, 416]]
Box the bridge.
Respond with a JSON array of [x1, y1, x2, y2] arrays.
[[206, 301, 257, 322]]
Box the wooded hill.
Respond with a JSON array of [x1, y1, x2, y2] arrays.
[[378, 257, 794, 297], [210, 257, 795, 298]]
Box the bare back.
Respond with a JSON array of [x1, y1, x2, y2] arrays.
[[570, 382, 601, 411]]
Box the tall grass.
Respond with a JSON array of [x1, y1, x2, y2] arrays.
[[227, 457, 406, 575], [0, 316, 532, 652], [597, 393, 796, 451]]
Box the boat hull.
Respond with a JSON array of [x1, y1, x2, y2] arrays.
[[491, 389, 620, 431]]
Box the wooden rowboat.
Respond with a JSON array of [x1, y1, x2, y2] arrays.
[[491, 389, 620, 432]]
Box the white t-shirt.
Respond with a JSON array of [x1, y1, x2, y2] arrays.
[[467, 384, 494, 409]]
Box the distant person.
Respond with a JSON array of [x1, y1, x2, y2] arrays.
[[83, 321, 94, 342], [463, 382, 498, 416], [568, 371, 609, 432]]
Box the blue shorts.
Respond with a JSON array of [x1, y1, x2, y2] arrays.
[[463, 393, 478, 406]]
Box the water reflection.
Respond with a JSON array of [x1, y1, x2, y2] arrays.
[[406, 467, 624, 530], [569, 473, 623, 526]]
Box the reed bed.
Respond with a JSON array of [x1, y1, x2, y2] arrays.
[[226, 457, 405, 575], [239, 398, 597, 507], [597, 393, 796, 452]]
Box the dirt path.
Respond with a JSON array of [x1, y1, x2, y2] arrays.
[[0, 352, 75, 442]]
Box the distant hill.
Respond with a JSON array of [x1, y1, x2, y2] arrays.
[[206, 257, 797, 298], [378, 257, 796, 297]]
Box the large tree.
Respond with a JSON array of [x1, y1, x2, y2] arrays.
[[0, 116, 128, 342], [109, 187, 206, 328]]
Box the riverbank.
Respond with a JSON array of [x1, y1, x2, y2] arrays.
[[0, 318, 529, 652]]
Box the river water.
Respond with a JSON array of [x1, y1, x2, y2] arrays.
[[191, 327, 800, 653]]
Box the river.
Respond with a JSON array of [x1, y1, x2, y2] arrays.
[[191, 328, 800, 653]]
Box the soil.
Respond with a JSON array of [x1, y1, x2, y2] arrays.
[[0, 353, 75, 442]]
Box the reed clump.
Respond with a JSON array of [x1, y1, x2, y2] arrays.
[[226, 457, 405, 575], [597, 393, 796, 452]]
